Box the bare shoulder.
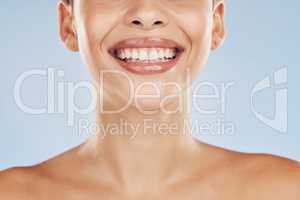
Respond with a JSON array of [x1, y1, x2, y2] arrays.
[[0, 167, 37, 199], [0, 145, 84, 199], [201, 143, 300, 199], [236, 152, 300, 199]]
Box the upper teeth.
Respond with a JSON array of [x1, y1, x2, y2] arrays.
[[116, 48, 176, 61]]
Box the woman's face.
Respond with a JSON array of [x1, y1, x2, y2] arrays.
[[59, 0, 225, 113]]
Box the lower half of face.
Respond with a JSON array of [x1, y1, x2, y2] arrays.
[[75, 0, 213, 113]]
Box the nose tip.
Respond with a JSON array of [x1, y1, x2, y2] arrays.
[[125, 3, 169, 30], [129, 18, 166, 29]]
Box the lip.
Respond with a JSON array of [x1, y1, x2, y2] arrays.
[[108, 37, 185, 75]]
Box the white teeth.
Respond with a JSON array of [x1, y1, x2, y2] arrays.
[[132, 49, 139, 60], [149, 48, 158, 60], [144, 66, 162, 71], [164, 49, 173, 58], [139, 49, 148, 60], [125, 49, 131, 59], [157, 49, 164, 59], [116, 48, 177, 62], [120, 50, 126, 59]]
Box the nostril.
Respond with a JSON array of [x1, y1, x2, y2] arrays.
[[128, 18, 167, 29], [153, 21, 163, 26], [132, 20, 142, 26]]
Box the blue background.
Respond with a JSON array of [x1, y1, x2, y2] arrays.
[[1, 0, 299, 170]]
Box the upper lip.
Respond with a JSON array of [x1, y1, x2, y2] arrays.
[[108, 37, 185, 53]]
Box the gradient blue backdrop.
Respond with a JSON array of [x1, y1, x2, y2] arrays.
[[1, 0, 299, 170]]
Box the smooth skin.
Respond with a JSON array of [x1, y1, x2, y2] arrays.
[[1, 0, 300, 199]]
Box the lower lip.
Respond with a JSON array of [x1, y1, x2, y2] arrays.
[[110, 51, 183, 75]]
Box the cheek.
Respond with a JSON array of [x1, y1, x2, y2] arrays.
[[76, 9, 120, 80], [180, 11, 213, 81]]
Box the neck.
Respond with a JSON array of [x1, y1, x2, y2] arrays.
[[82, 99, 201, 189]]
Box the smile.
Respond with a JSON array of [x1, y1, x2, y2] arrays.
[[108, 37, 185, 75]]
